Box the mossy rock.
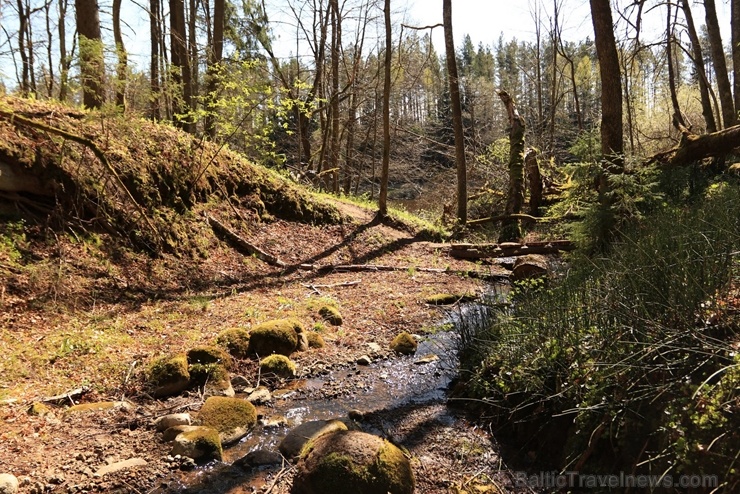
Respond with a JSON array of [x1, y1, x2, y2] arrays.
[[188, 363, 234, 397], [425, 293, 462, 305], [390, 332, 417, 355], [28, 402, 52, 416], [248, 318, 304, 357], [197, 396, 257, 445], [279, 419, 348, 459], [292, 430, 414, 494], [318, 305, 343, 326], [171, 426, 223, 462], [147, 354, 190, 398], [186, 345, 234, 370], [215, 328, 251, 359], [306, 331, 326, 349], [259, 354, 297, 379], [65, 401, 132, 414]]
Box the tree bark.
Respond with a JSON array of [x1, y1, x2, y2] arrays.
[[682, 0, 717, 133], [498, 90, 525, 242], [149, 0, 161, 119], [205, 0, 224, 137], [75, 0, 105, 109], [525, 148, 543, 215], [649, 125, 740, 168], [113, 0, 128, 110], [443, 0, 467, 224], [704, 0, 735, 128], [170, 0, 192, 131], [58, 0, 70, 101], [732, 0, 740, 117], [666, 2, 686, 131], [378, 0, 391, 216]]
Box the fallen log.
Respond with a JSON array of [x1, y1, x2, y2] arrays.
[[648, 124, 740, 167], [427, 240, 574, 259], [296, 263, 509, 282], [206, 214, 287, 268], [467, 213, 553, 227]]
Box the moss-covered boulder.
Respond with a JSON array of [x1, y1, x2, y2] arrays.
[[186, 346, 233, 370], [279, 419, 348, 460], [247, 318, 304, 357], [318, 305, 343, 326], [215, 328, 251, 359], [28, 402, 52, 416], [196, 396, 257, 445], [390, 332, 417, 355], [292, 430, 414, 494], [147, 354, 190, 398], [259, 354, 296, 379], [171, 426, 223, 462], [65, 401, 132, 414], [306, 331, 326, 349], [425, 293, 460, 305]]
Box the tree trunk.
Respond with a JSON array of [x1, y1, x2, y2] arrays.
[[58, 0, 70, 101], [666, 2, 686, 131], [733, 0, 740, 117], [590, 0, 622, 159], [149, 0, 161, 119], [682, 0, 717, 133], [170, 0, 192, 131], [498, 90, 525, 242], [525, 148, 543, 215], [378, 0, 391, 216], [75, 0, 105, 109], [205, 0, 224, 137], [113, 0, 127, 110], [329, 0, 341, 194], [704, 0, 735, 128], [43, 1, 54, 97], [443, 0, 467, 225], [16, 0, 30, 96]]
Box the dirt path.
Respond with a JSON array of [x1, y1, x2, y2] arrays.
[[0, 203, 519, 494]]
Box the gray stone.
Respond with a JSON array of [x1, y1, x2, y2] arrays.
[[247, 386, 272, 404], [234, 450, 283, 468], [367, 342, 382, 353], [413, 354, 439, 365], [154, 413, 192, 432], [93, 458, 147, 477], [356, 355, 372, 366], [0, 474, 19, 494]]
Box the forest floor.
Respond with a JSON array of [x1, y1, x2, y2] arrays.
[[0, 198, 532, 494]]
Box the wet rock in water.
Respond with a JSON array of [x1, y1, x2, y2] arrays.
[[247, 318, 304, 357], [390, 332, 417, 355], [247, 386, 272, 404], [318, 305, 343, 326], [234, 450, 283, 468], [215, 328, 251, 359], [292, 430, 414, 494], [356, 355, 372, 366], [171, 427, 223, 462], [147, 354, 190, 398], [154, 413, 192, 432], [260, 415, 289, 428], [511, 254, 549, 282], [279, 419, 348, 460], [259, 355, 296, 379], [94, 458, 148, 477], [163, 425, 202, 442], [196, 396, 257, 445], [0, 474, 19, 494]]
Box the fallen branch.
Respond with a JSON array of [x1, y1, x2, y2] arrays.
[[300, 280, 362, 289], [427, 240, 574, 259], [206, 214, 286, 268], [41, 386, 90, 404]]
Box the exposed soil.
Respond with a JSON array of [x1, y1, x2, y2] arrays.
[[0, 197, 524, 494]]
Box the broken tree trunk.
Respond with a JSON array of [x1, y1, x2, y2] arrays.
[[525, 148, 543, 215], [498, 90, 525, 242], [206, 214, 287, 268], [648, 124, 740, 168]]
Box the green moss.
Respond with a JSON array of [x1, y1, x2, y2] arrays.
[[390, 332, 417, 355], [318, 305, 343, 326], [178, 427, 223, 462], [215, 328, 251, 359], [197, 396, 257, 434], [28, 402, 52, 416], [186, 345, 233, 370], [147, 354, 190, 395], [306, 332, 326, 349], [188, 362, 230, 388], [248, 318, 303, 357], [425, 293, 468, 305], [260, 354, 297, 378]]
